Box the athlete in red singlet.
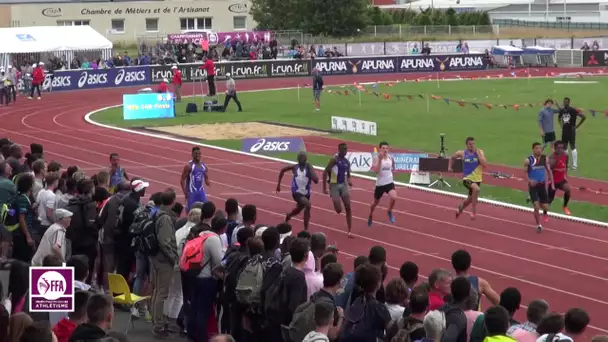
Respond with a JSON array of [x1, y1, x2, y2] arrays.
[[548, 140, 572, 215]]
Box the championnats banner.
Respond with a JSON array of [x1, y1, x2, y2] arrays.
[[22, 52, 485, 92]]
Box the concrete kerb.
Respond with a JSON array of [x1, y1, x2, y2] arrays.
[[83, 78, 608, 228]]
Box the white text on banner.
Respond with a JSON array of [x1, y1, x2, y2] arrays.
[[331, 116, 377, 136]]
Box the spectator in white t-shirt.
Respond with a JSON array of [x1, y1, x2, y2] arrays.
[[31, 208, 72, 266], [36, 172, 60, 231]]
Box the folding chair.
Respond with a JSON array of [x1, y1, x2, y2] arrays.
[[107, 273, 150, 334]]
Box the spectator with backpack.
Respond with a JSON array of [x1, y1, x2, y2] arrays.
[[430, 276, 470, 342], [470, 287, 521, 342], [263, 237, 309, 342], [338, 262, 392, 342], [98, 180, 131, 279], [387, 287, 428, 342], [67, 178, 98, 284], [0, 161, 16, 259], [336, 255, 369, 310], [11, 174, 36, 263], [150, 190, 178, 338], [289, 262, 345, 342], [482, 306, 515, 342], [302, 300, 335, 342]]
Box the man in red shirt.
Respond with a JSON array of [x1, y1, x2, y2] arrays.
[[548, 140, 572, 215], [200, 56, 216, 96], [29, 62, 45, 100], [171, 65, 182, 102], [157, 78, 169, 93], [427, 268, 453, 310]]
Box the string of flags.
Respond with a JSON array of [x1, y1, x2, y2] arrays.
[[314, 69, 608, 117]]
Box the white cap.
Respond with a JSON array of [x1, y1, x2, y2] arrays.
[[7, 65, 11, 69], [131, 179, 150, 192], [280, 230, 292, 244], [55, 209, 73, 220], [39, 62, 44, 65], [254, 226, 268, 237], [162, 78, 168, 83], [171, 65, 178, 70], [32, 64, 37, 68], [225, 73, 231, 78]]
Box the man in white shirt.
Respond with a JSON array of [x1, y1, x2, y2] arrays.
[[36, 172, 60, 231], [31, 208, 72, 266]]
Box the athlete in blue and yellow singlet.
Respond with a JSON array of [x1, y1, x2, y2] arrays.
[[448, 137, 486, 219], [323, 143, 354, 237], [524, 142, 554, 233], [108, 153, 129, 194], [180, 147, 210, 210]]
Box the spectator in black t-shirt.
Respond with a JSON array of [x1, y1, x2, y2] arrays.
[[387, 287, 428, 341], [421, 43, 432, 55], [225, 198, 240, 245]]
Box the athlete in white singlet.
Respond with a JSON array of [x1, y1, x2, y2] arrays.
[[368, 142, 397, 226]]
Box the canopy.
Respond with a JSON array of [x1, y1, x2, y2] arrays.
[[523, 46, 556, 55], [490, 45, 524, 56], [0, 26, 113, 54]]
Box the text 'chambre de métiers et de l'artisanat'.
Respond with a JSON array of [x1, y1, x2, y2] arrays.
[[80, 6, 210, 16]]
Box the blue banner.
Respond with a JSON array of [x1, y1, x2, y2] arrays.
[[123, 93, 175, 120], [242, 137, 306, 154], [392, 153, 429, 171]]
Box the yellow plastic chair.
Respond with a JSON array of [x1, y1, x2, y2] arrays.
[[107, 273, 150, 333]]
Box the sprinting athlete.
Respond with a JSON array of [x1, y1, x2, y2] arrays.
[[181, 147, 210, 210], [548, 140, 572, 215], [276, 151, 319, 230], [323, 143, 353, 238], [524, 142, 554, 233], [368, 141, 397, 227], [558, 97, 586, 171], [108, 152, 128, 194], [448, 137, 487, 219]]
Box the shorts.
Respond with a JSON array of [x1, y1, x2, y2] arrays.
[[329, 183, 349, 199], [0, 224, 12, 243], [554, 180, 568, 191], [187, 190, 207, 210], [313, 90, 322, 101], [528, 182, 549, 204], [561, 129, 576, 149], [374, 183, 395, 200], [543, 132, 556, 144], [292, 192, 310, 203], [463, 180, 481, 196]]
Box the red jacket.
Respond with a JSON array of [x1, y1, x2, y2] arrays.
[[201, 59, 215, 76], [53, 318, 77, 342], [172, 70, 182, 86], [157, 82, 168, 93], [32, 67, 45, 85]]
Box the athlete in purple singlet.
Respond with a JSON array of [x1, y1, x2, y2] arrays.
[[180, 147, 210, 210], [276, 151, 319, 230]]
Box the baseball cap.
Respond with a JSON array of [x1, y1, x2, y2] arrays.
[[171, 65, 178, 69], [55, 209, 73, 220], [131, 179, 149, 192], [226, 72, 231, 78]]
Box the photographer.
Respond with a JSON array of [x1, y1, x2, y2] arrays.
[[222, 73, 242, 112]]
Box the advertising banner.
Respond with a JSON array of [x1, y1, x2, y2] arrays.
[[123, 93, 175, 120], [583, 50, 608, 67], [391, 153, 429, 172], [346, 152, 374, 172], [331, 116, 377, 136], [167, 31, 273, 45], [242, 137, 306, 154]]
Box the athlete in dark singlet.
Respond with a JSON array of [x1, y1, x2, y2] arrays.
[[558, 97, 586, 171], [323, 143, 353, 238], [451, 250, 500, 311], [548, 140, 572, 215], [524, 142, 554, 233], [277, 151, 319, 230], [180, 147, 210, 210], [108, 152, 129, 194]]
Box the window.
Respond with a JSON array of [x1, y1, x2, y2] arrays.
[[233, 16, 246, 30], [56, 20, 90, 26], [145, 18, 159, 32], [111, 19, 125, 33], [180, 17, 212, 30]]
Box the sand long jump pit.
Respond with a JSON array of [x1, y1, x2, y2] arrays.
[[145, 122, 329, 141]]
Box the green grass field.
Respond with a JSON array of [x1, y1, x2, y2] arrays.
[[91, 77, 608, 221]]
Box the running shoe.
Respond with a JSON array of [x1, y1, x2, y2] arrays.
[[455, 204, 464, 219], [470, 213, 477, 220], [368, 216, 373, 227], [543, 214, 549, 223], [563, 207, 571, 215], [537, 225, 543, 233], [388, 211, 395, 224]]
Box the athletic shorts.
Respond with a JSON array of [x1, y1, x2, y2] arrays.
[[463, 180, 481, 196], [543, 132, 556, 144], [374, 183, 395, 200], [329, 183, 349, 199], [292, 192, 310, 203], [528, 182, 549, 204], [313, 90, 322, 101], [187, 190, 207, 210], [554, 180, 568, 191], [561, 129, 576, 149]]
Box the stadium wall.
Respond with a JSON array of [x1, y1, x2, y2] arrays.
[[2, 0, 254, 43]]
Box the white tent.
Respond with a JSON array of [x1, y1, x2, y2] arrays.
[[0, 26, 113, 71]]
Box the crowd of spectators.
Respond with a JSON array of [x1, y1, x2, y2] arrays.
[[0, 138, 604, 342]]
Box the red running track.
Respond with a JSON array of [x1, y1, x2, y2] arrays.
[[1, 68, 608, 338]]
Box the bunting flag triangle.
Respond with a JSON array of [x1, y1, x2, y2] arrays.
[[472, 103, 479, 109], [407, 95, 413, 100], [484, 103, 493, 109], [458, 101, 465, 107], [590, 109, 596, 117], [372, 92, 379, 97], [513, 104, 520, 111], [444, 98, 450, 105], [500, 105, 507, 109], [431, 95, 441, 100], [396, 95, 401, 100], [335, 91, 342, 95], [344, 90, 349, 96], [418, 94, 424, 99], [383, 93, 391, 100]]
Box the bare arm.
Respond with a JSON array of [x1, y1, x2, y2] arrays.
[[523, 158, 533, 185], [477, 149, 487, 168], [479, 278, 500, 305], [308, 163, 319, 184], [576, 112, 587, 129], [323, 158, 336, 192], [346, 160, 352, 186], [276, 165, 293, 192], [545, 156, 554, 187], [372, 155, 380, 173], [180, 164, 190, 197], [204, 166, 210, 186], [448, 150, 464, 172], [123, 169, 129, 181]]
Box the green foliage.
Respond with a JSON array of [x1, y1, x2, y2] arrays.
[[378, 8, 491, 26]]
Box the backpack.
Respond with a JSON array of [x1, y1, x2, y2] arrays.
[[0, 193, 23, 232], [426, 304, 466, 342], [179, 231, 215, 277], [235, 255, 266, 308], [137, 212, 166, 256], [339, 296, 382, 342], [129, 205, 153, 239], [289, 295, 334, 342], [223, 251, 249, 303], [391, 318, 425, 342], [264, 268, 288, 318]]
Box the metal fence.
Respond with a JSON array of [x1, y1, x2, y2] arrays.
[[357, 25, 499, 37], [494, 19, 608, 31]]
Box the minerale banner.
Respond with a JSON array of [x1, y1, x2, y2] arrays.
[[16, 66, 150, 92]]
